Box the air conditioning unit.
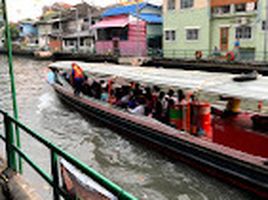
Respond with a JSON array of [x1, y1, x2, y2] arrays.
[[237, 17, 249, 25]]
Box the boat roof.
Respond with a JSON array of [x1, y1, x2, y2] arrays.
[[49, 61, 268, 101]]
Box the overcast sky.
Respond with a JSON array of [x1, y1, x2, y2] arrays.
[[6, 0, 161, 22]]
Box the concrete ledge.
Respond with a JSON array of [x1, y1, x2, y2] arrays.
[[3, 169, 42, 200], [0, 156, 42, 200]]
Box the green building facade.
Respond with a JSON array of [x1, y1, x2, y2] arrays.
[[163, 0, 268, 61]]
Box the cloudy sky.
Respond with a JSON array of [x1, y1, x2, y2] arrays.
[[6, 0, 161, 22]]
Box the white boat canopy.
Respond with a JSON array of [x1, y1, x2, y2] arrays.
[[49, 61, 268, 101]]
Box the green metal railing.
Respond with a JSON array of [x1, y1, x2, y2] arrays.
[[0, 109, 137, 200], [2, 0, 22, 173], [155, 49, 268, 62]]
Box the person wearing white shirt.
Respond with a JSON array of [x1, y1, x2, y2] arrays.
[[128, 97, 145, 116]]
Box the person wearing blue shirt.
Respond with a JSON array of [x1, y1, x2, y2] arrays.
[[234, 38, 240, 60]]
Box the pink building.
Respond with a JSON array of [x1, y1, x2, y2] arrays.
[[92, 3, 162, 57]]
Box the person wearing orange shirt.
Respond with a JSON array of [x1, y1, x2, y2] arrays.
[[71, 63, 85, 96]]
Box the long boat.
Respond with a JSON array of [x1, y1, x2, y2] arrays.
[[49, 61, 268, 198]]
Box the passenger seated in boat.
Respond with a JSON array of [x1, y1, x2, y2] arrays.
[[152, 85, 160, 108], [101, 86, 109, 102], [144, 87, 153, 116], [108, 89, 117, 105], [166, 98, 175, 125], [133, 83, 142, 97], [220, 96, 241, 117], [153, 91, 165, 122], [128, 96, 146, 116], [47, 68, 61, 85], [81, 75, 93, 96], [177, 89, 186, 104], [91, 81, 102, 99], [128, 94, 137, 109], [117, 86, 131, 108]]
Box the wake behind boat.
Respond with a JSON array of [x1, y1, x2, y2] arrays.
[[48, 61, 268, 198]]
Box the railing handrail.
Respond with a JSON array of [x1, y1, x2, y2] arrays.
[[0, 109, 137, 200]]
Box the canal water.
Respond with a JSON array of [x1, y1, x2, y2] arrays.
[[0, 56, 256, 200]]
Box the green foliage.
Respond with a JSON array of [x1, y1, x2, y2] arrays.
[[8, 23, 20, 40]]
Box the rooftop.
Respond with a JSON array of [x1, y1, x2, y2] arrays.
[[102, 3, 161, 17]]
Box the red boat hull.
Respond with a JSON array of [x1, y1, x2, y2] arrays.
[[212, 113, 268, 158]]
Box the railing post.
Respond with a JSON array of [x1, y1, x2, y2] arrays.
[[4, 114, 17, 171], [2, 0, 22, 174], [51, 150, 60, 200]]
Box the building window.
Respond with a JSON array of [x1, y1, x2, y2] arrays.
[[212, 5, 230, 15], [235, 2, 257, 12], [52, 22, 60, 30], [80, 38, 84, 46], [69, 40, 74, 46], [186, 29, 199, 40], [235, 26, 252, 39], [165, 30, 176, 41], [64, 40, 68, 46], [262, 21, 267, 30], [235, 3, 246, 12], [167, 0, 175, 10], [181, 0, 193, 9]]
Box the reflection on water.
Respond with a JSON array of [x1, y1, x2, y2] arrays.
[[0, 56, 256, 199]]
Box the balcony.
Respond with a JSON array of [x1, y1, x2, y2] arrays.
[[211, 2, 258, 19]]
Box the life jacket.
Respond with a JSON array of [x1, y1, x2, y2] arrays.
[[73, 65, 84, 79]]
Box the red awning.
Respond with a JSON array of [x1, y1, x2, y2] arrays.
[[211, 0, 257, 7], [91, 17, 129, 29]]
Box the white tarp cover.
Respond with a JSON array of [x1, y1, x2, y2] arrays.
[[49, 61, 268, 101], [60, 159, 118, 200]]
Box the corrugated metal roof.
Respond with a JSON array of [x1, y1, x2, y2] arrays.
[[91, 16, 129, 29], [49, 61, 268, 101], [102, 3, 159, 17], [133, 13, 162, 23]]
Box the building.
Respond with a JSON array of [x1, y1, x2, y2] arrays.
[[18, 20, 38, 50], [36, 12, 61, 51], [93, 3, 162, 57], [61, 2, 102, 53], [163, 0, 267, 61]]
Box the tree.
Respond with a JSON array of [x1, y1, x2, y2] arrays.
[[8, 23, 20, 40]]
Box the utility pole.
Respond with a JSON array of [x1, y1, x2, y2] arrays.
[[71, 7, 80, 52], [264, 0, 268, 61], [88, 6, 92, 52], [59, 10, 62, 51], [76, 8, 80, 52]]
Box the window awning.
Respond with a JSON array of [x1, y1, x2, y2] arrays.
[[211, 0, 257, 7], [91, 17, 129, 29]]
